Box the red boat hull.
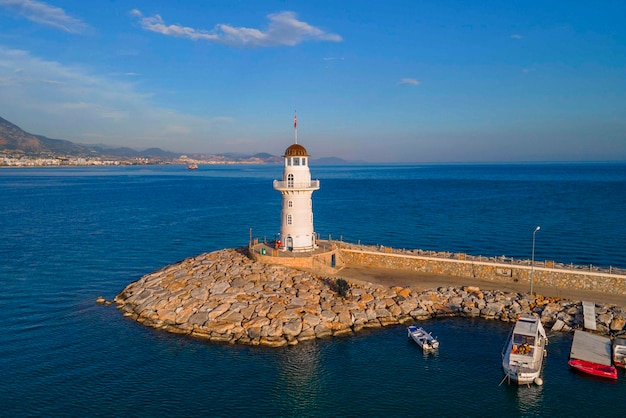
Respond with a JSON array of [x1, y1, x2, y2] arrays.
[[568, 359, 618, 380]]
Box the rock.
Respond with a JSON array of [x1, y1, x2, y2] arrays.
[[314, 323, 332, 338], [210, 282, 231, 295], [244, 316, 270, 329], [208, 303, 231, 320], [396, 288, 412, 298], [302, 313, 321, 327], [264, 319, 283, 338], [267, 304, 286, 319], [597, 313, 613, 326], [359, 294, 375, 304], [282, 319, 303, 336], [260, 336, 287, 347], [610, 316, 626, 332], [188, 311, 210, 327], [217, 311, 244, 325], [115, 248, 623, 348], [190, 287, 209, 301], [551, 319, 565, 331], [297, 327, 316, 341]]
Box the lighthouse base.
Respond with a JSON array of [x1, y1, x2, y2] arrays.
[[249, 240, 340, 274]]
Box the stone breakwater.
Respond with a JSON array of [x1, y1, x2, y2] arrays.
[[114, 249, 626, 347]]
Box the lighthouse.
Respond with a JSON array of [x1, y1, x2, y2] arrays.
[[273, 113, 320, 252]]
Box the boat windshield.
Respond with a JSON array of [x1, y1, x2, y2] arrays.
[[513, 334, 535, 346]]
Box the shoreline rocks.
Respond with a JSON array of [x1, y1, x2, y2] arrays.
[[114, 248, 626, 347]]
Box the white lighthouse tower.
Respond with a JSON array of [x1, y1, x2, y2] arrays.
[[273, 112, 320, 252]]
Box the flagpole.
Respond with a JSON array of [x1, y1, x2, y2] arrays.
[[294, 110, 298, 144]]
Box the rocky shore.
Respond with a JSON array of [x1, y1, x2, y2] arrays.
[[113, 248, 626, 347]]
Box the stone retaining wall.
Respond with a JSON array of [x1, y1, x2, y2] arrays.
[[339, 249, 626, 295]]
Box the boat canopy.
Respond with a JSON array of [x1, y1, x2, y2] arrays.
[[513, 316, 547, 339]]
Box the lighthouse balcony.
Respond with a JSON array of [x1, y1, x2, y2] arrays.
[[273, 180, 320, 191]]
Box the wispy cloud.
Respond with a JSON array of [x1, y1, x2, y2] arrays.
[[130, 10, 342, 47], [0, 45, 229, 149], [511, 34, 523, 39], [0, 0, 89, 33], [398, 78, 420, 86]]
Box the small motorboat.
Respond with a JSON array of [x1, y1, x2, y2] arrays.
[[613, 338, 626, 369], [407, 325, 439, 351], [187, 163, 198, 170], [501, 315, 548, 385], [568, 359, 618, 380]]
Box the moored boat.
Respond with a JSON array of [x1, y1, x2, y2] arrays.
[[501, 315, 548, 385], [407, 325, 439, 351], [612, 338, 626, 369], [187, 163, 198, 170], [568, 330, 617, 380], [568, 359, 618, 380]]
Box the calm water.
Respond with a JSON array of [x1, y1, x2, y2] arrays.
[[1, 163, 625, 417]]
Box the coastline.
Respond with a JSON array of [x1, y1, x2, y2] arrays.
[[113, 248, 626, 348]]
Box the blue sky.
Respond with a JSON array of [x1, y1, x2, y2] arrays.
[[1, 0, 625, 162]]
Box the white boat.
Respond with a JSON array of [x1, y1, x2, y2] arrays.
[[501, 315, 548, 385], [613, 338, 626, 369], [407, 325, 439, 351]]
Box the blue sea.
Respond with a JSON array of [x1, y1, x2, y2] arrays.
[[1, 163, 625, 417]]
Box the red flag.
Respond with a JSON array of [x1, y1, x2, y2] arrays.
[[294, 113, 297, 128]]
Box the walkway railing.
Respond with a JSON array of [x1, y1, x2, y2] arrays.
[[325, 235, 626, 276], [249, 239, 333, 258]]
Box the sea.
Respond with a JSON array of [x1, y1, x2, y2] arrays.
[[1, 162, 625, 417]]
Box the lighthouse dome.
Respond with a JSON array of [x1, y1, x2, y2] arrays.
[[283, 143, 309, 157]]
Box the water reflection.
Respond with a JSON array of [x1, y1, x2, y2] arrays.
[[512, 384, 544, 414], [272, 341, 325, 414]]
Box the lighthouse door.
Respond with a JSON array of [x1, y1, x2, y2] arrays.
[[286, 236, 293, 251]]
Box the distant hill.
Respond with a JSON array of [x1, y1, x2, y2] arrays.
[[0, 115, 351, 164], [313, 157, 352, 165], [0, 115, 91, 155], [0, 116, 179, 159]]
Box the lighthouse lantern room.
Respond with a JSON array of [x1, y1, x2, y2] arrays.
[[273, 113, 320, 252]]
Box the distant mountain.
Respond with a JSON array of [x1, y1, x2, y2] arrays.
[[0, 116, 57, 154], [0, 116, 180, 159], [312, 157, 351, 165], [0, 115, 345, 164], [87, 145, 179, 159]]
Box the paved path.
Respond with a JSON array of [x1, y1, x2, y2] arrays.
[[333, 264, 626, 308]]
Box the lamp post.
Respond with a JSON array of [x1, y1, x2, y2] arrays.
[[530, 226, 540, 295]]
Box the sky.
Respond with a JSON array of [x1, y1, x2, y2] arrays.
[[0, 0, 625, 162]]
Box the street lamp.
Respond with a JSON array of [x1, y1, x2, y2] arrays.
[[530, 226, 540, 295]]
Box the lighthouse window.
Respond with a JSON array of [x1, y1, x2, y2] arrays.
[[288, 200, 293, 208], [302, 158, 306, 166], [287, 214, 292, 225], [287, 174, 294, 187], [293, 157, 300, 166]]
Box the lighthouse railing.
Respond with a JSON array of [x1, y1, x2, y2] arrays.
[[273, 180, 320, 189]]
